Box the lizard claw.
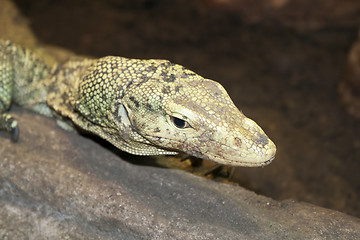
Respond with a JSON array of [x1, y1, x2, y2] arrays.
[[204, 165, 223, 176], [10, 125, 19, 142]]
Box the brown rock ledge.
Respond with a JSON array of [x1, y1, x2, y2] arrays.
[[0, 108, 359, 239]]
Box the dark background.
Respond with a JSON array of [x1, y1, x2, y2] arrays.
[[12, 0, 360, 217]]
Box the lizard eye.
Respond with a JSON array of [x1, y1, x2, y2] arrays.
[[170, 116, 191, 129]]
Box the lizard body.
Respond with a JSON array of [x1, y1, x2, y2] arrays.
[[0, 40, 276, 167]]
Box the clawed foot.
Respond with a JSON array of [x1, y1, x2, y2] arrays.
[[0, 114, 19, 142], [180, 155, 234, 178]]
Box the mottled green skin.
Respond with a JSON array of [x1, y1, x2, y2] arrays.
[[0, 40, 52, 141], [0, 40, 276, 167]]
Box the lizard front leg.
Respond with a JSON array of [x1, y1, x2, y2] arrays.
[[0, 41, 18, 141], [0, 40, 51, 141]]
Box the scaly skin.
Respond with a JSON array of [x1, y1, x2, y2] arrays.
[[0, 40, 276, 167]]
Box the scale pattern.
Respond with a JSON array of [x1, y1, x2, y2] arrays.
[[0, 40, 276, 167]]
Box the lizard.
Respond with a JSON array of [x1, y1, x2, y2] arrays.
[[0, 39, 276, 167]]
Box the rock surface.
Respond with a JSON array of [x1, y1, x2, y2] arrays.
[[1, 108, 359, 239], [199, 0, 360, 31], [340, 29, 360, 119]]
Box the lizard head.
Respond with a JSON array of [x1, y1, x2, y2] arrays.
[[120, 59, 276, 167]]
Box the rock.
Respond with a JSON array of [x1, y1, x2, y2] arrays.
[[0, 108, 359, 239], [198, 0, 360, 31], [0, 0, 75, 66], [340, 29, 360, 119], [0, 0, 37, 47]]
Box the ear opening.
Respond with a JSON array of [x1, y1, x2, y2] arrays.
[[114, 103, 131, 127]]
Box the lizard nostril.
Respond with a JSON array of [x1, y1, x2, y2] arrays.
[[234, 137, 242, 147]]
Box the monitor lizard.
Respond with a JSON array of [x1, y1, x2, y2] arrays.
[[0, 39, 276, 167]]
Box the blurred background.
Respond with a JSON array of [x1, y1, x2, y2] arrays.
[[11, 0, 360, 217]]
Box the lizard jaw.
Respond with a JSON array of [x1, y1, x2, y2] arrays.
[[202, 139, 276, 167], [143, 130, 276, 167]]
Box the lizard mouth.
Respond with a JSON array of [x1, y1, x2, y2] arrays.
[[186, 135, 277, 167], [202, 151, 276, 167], [144, 131, 276, 167]]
